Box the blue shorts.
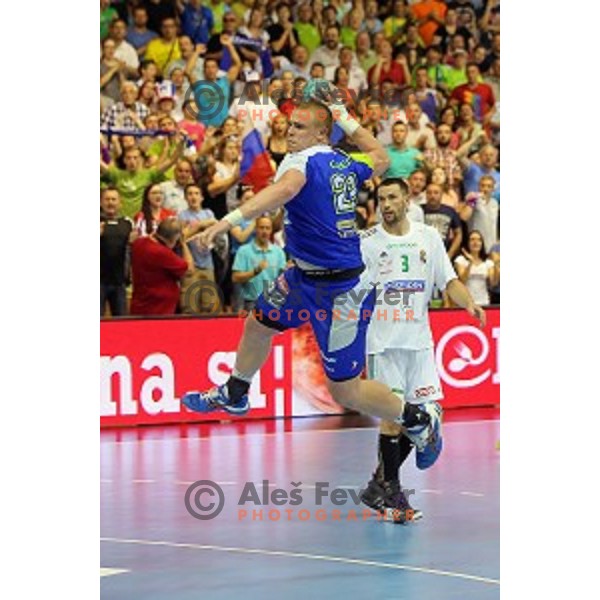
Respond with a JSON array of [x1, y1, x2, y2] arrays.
[[254, 266, 376, 382]]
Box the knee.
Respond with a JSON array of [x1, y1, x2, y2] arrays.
[[245, 312, 279, 340]]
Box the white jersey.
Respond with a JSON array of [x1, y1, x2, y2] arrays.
[[361, 221, 457, 352]]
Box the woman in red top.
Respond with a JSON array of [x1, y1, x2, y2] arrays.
[[368, 39, 411, 93], [134, 184, 176, 237]]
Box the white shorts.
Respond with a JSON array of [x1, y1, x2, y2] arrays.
[[367, 348, 443, 404]]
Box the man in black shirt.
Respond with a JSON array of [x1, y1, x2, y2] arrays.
[[100, 187, 136, 317]]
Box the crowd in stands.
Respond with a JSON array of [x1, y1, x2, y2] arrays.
[[100, 0, 500, 317]]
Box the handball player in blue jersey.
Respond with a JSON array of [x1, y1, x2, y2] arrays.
[[183, 81, 442, 468]]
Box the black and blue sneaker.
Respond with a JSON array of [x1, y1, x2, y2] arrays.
[[360, 478, 423, 524], [405, 401, 443, 470], [182, 385, 250, 416]]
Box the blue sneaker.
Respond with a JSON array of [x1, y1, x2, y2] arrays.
[[182, 385, 250, 416], [405, 402, 443, 470]]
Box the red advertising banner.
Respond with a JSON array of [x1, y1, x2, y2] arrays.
[[100, 308, 499, 427]]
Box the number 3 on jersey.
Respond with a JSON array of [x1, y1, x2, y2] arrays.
[[330, 172, 358, 214]]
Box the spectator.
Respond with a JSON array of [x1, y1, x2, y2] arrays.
[[268, 2, 298, 61], [450, 63, 495, 123], [145, 114, 182, 177], [445, 49, 469, 91], [309, 24, 344, 70], [355, 31, 378, 74], [413, 65, 443, 123], [309, 62, 326, 80], [166, 35, 204, 82], [368, 39, 410, 92], [439, 106, 461, 149], [177, 0, 214, 45], [456, 102, 484, 151], [423, 182, 462, 259], [101, 0, 119, 41], [130, 217, 194, 315], [109, 19, 140, 77], [395, 23, 427, 62], [101, 81, 150, 131], [410, 0, 447, 47], [100, 187, 135, 317], [138, 59, 160, 85], [127, 5, 158, 57], [340, 8, 363, 50], [423, 45, 451, 94], [178, 99, 207, 152], [488, 238, 500, 305], [100, 38, 126, 106], [142, 0, 178, 35], [294, 2, 321, 56], [332, 66, 359, 114], [326, 46, 368, 95], [187, 37, 242, 127], [383, 0, 408, 46], [430, 166, 460, 210], [101, 137, 184, 218], [423, 122, 463, 188], [404, 102, 436, 150], [480, 31, 500, 74], [384, 121, 423, 179], [362, 0, 383, 36], [138, 79, 158, 110], [484, 56, 500, 103], [160, 157, 195, 213], [144, 17, 182, 75], [205, 11, 242, 69], [208, 0, 229, 35], [134, 183, 176, 236], [408, 168, 428, 205], [236, 7, 270, 73], [266, 112, 289, 168], [462, 143, 499, 197], [178, 183, 220, 313], [287, 44, 310, 79], [454, 230, 497, 306], [360, 98, 392, 147], [459, 174, 499, 251], [207, 136, 241, 218], [432, 7, 466, 54], [232, 216, 286, 312]]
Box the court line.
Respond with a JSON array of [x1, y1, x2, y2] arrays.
[[460, 491, 485, 497], [100, 567, 130, 578], [101, 419, 499, 446], [100, 536, 499, 586]]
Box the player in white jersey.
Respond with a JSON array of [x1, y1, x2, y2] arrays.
[[359, 178, 486, 523]]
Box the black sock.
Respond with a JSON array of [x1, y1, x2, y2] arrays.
[[226, 376, 250, 404], [397, 434, 414, 468], [402, 402, 431, 429], [378, 434, 401, 482]]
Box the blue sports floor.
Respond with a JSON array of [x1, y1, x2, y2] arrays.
[[101, 411, 499, 599]]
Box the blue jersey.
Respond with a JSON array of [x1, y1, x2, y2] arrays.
[[274, 145, 373, 270]]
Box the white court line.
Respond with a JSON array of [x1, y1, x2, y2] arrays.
[[131, 479, 156, 484], [460, 491, 485, 498], [101, 419, 499, 447], [100, 567, 130, 578], [420, 489, 443, 494], [174, 480, 239, 486], [100, 537, 499, 586]]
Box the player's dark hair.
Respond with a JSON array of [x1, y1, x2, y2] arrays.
[[184, 182, 202, 197], [377, 178, 410, 197]]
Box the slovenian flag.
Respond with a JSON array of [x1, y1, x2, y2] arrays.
[[239, 122, 275, 193]]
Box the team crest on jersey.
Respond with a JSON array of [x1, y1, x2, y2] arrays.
[[377, 251, 393, 275], [420, 249, 427, 264]]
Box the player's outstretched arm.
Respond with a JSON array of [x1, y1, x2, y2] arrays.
[[195, 169, 306, 249], [446, 278, 486, 328]]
